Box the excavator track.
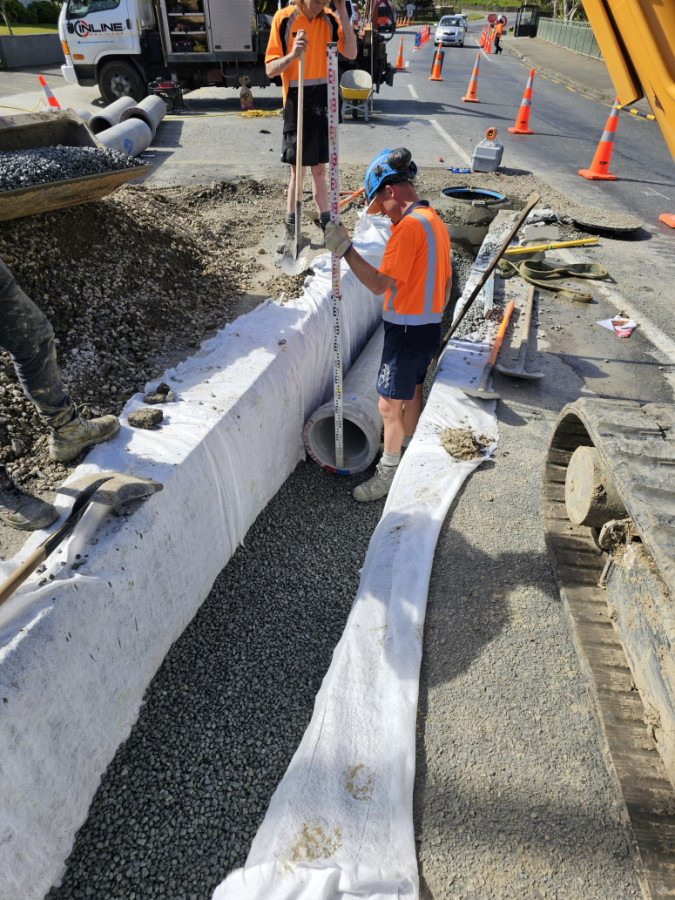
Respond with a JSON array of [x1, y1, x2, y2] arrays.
[[542, 398, 675, 899]]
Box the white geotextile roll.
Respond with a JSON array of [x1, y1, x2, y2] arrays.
[[213, 339, 498, 900]]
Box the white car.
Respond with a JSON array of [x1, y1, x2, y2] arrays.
[[435, 15, 466, 47]]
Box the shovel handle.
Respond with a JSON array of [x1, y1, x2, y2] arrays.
[[0, 545, 48, 606], [295, 50, 305, 222]]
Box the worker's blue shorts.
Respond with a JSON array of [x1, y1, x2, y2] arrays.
[[376, 322, 441, 400]]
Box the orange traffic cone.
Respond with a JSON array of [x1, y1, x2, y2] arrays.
[[659, 213, 675, 227], [395, 36, 405, 70], [38, 75, 60, 109], [429, 49, 444, 82], [579, 98, 620, 180], [462, 53, 481, 103], [508, 68, 535, 134]]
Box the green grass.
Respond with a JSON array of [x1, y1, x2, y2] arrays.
[[0, 23, 59, 34]]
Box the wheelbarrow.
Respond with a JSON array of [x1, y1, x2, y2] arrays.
[[340, 69, 373, 121]]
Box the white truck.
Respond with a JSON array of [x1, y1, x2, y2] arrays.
[[59, 0, 397, 104]]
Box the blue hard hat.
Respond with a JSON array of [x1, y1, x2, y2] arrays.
[[364, 147, 418, 212]]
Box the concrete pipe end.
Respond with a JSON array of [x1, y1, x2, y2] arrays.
[[303, 412, 380, 475]]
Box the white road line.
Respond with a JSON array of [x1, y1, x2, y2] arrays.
[[430, 119, 472, 165], [408, 84, 419, 100], [642, 186, 672, 201]]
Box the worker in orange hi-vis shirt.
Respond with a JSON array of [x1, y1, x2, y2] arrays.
[[325, 148, 452, 502], [494, 15, 505, 54], [265, 0, 357, 259]]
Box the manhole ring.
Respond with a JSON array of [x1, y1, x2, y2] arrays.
[[441, 187, 507, 207]]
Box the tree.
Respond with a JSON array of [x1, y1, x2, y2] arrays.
[[1, 0, 15, 34]]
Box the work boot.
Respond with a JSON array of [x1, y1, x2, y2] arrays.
[[275, 214, 296, 256], [318, 211, 331, 245], [49, 412, 120, 463], [353, 462, 397, 502], [0, 467, 58, 531]]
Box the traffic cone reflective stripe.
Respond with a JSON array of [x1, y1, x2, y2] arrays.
[[429, 49, 444, 81], [395, 37, 405, 70], [462, 53, 481, 103], [38, 75, 60, 109], [579, 98, 620, 180], [508, 68, 535, 134]]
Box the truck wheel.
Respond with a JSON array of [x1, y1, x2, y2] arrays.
[[99, 61, 145, 104]]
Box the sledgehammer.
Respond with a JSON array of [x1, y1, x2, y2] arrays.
[[496, 285, 544, 381], [462, 300, 514, 400]]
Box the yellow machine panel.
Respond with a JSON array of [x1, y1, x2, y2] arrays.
[[581, 0, 675, 160]]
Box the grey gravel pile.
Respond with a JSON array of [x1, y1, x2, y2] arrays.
[[46, 459, 384, 900], [0, 146, 143, 192]]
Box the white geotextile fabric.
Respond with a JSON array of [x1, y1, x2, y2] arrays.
[[214, 339, 498, 900], [0, 215, 390, 900]]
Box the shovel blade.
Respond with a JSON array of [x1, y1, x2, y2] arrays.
[[462, 387, 500, 400], [281, 235, 311, 276], [495, 363, 545, 380], [62, 470, 163, 506]]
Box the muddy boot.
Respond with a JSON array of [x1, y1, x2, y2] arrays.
[[49, 412, 120, 463], [353, 461, 398, 502], [0, 466, 58, 531], [274, 214, 296, 265]]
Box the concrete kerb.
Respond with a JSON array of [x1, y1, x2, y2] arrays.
[[0, 216, 389, 900]]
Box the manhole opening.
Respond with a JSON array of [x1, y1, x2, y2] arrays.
[[441, 187, 507, 206]]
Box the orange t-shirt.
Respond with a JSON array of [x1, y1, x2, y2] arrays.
[[266, 5, 346, 103], [379, 203, 451, 326]]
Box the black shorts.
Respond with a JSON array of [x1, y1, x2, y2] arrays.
[[281, 84, 329, 167], [376, 322, 441, 400]]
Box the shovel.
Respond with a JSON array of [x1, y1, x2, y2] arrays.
[[282, 50, 312, 276], [496, 285, 544, 380], [0, 471, 163, 605]]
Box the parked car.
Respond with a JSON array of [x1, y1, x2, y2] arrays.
[[434, 15, 466, 46]]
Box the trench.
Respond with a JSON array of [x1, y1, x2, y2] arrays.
[[46, 247, 476, 900]]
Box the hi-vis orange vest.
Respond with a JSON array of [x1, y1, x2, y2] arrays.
[[379, 203, 451, 326], [265, 5, 345, 104]]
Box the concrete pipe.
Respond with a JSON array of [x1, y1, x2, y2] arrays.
[[95, 118, 153, 158], [303, 326, 384, 474], [120, 95, 167, 138], [88, 96, 136, 135]]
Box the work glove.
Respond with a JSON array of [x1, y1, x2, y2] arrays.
[[325, 222, 352, 258]]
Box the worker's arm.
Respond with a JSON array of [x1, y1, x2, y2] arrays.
[[344, 245, 396, 295], [325, 222, 395, 295], [444, 275, 452, 308], [334, 0, 358, 59], [265, 29, 307, 79]]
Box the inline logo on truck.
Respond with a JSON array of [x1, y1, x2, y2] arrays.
[[70, 19, 125, 36]]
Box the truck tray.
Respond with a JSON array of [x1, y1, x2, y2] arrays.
[[0, 109, 151, 222], [0, 165, 152, 223]]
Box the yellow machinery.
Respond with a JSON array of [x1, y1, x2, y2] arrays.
[[581, 0, 675, 159]]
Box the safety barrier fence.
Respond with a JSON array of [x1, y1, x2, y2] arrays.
[[536, 18, 602, 60]]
